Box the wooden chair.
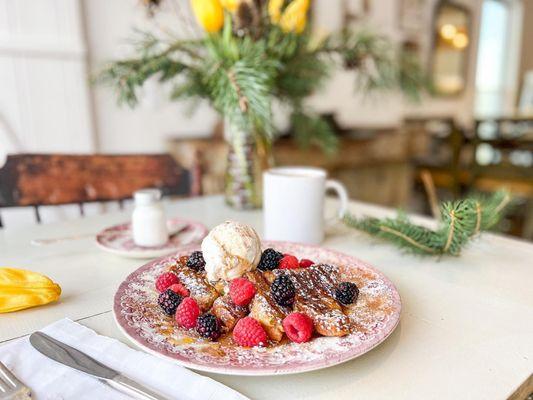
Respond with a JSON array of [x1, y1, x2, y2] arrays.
[[0, 153, 199, 228], [406, 116, 469, 200]]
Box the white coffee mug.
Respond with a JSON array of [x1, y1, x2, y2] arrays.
[[263, 167, 349, 244]]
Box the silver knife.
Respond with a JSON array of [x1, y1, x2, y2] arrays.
[[29, 331, 170, 400]]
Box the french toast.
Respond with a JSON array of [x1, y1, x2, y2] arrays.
[[168, 257, 219, 312], [272, 264, 351, 336], [162, 251, 355, 344], [210, 295, 248, 331], [245, 270, 288, 342], [126, 233, 401, 372]]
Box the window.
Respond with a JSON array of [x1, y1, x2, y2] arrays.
[[474, 0, 511, 116]]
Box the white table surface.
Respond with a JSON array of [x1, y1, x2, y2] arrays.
[[1, 195, 532, 400]]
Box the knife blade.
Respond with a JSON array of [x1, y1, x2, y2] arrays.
[[29, 332, 170, 400]]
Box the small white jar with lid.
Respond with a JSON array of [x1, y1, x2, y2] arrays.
[[132, 189, 168, 247]]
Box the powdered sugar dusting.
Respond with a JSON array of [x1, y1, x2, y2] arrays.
[[114, 241, 401, 375]]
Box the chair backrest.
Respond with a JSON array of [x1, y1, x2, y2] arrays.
[[0, 153, 196, 225], [404, 116, 467, 198]]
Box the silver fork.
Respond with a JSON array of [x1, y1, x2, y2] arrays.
[[0, 362, 31, 399]]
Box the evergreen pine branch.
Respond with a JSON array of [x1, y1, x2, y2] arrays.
[[343, 191, 511, 256], [276, 50, 330, 100], [290, 110, 338, 155], [318, 28, 428, 101], [472, 190, 511, 231], [398, 50, 432, 102], [269, 29, 330, 101], [202, 28, 279, 136], [96, 19, 429, 153], [93, 38, 200, 107]]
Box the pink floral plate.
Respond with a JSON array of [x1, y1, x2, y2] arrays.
[[96, 218, 208, 259], [113, 241, 401, 375]]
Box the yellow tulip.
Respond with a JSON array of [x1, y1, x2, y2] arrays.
[[220, 0, 239, 12], [279, 0, 310, 33], [268, 0, 284, 23], [190, 0, 224, 33], [0, 268, 61, 313]]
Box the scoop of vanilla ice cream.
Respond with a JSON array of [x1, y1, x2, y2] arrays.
[[201, 221, 262, 282]]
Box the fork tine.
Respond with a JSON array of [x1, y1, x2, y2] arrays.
[[0, 362, 18, 388], [0, 362, 31, 399], [0, 376, 9, 393]]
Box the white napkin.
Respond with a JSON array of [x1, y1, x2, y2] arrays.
[[0, 318, 248, 400]]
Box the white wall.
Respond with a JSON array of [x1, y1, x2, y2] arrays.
[[83, 0, 219, 154], [84, 0, 483, 153], [0, 0, 95, 161]]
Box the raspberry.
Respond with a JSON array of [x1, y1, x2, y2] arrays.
[[175, 297, 200, 329], [233, 317, 268, 347], [299, 259, 314, 268], [257, 248, 283, 271], [334, 282, 359, 305], [168, 283, 189, 297], [186, 251, 206, 272], [155, 272, 179, 292], [270, 274, 296, 307], [196, 313, 222, 340], [229, 278, 256, 306], [279, 255, 299, 269], [283, 313, 313, 343], [158, 289, 183, 316]]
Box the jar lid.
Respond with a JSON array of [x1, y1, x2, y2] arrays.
[[134, 189, 162, 205]]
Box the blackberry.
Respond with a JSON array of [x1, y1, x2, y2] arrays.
[[270, 274, 296, 307], [196, 313, 222, 340], [186, 251, 206, 272], [257, 248, 283, 271], [158, 289, 184, 316], [334, 282, 359, 305]]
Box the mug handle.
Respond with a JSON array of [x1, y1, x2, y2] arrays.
[[325, 179, 349, 224]]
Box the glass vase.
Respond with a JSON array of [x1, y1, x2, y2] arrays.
[[224, 120, 272, 210]]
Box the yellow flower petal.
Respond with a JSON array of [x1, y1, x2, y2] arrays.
[[0, 268, 61, 313], [190, 0, 224, 33], [268, 0, 284, 23], [279, 0, 310, 33], [220, 0, 239, 12]]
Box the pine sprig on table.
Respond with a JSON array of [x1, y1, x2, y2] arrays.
[[343, 191, 511, 256]]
